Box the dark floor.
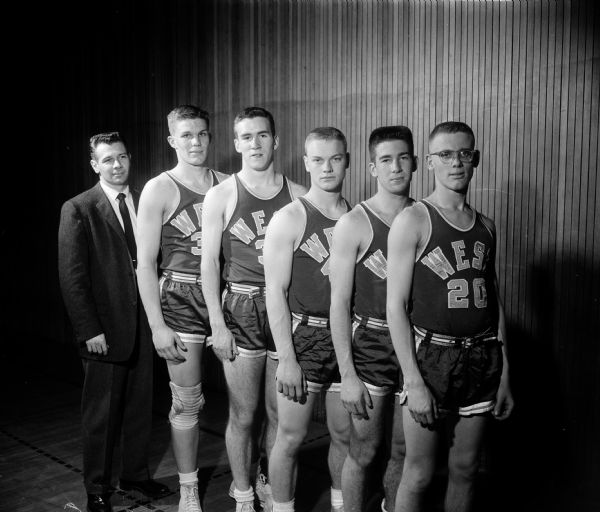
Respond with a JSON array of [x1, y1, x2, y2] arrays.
[[0, 341, 596, 512]]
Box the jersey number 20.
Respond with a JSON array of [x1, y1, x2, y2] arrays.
[[447, 278, 487, 309]]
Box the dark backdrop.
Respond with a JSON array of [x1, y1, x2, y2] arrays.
[[5, 1, 598, 510]]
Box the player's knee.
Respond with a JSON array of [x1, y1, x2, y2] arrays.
[[349, 439, 379, 468], [402, 457, 435, 491], [448, 453, 479, 483], [276, 423, 307, 453], [169, 382, 205, 430]]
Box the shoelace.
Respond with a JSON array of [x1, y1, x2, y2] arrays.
[[183, 485, 202, 512], [237, 501, 255, 512]]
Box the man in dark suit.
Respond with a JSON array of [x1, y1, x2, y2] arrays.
[[58, 132, 169, 512]]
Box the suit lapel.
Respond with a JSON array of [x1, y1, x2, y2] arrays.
[[92, 183, 126, 242]]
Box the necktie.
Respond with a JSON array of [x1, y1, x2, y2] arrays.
[[117, 193, 137, 267]]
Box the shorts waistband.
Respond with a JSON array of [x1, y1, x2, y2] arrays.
[[163, 270, 201, 284], [226, 282, 266, 298], [413, 326, 497, 348], [353, 314, 388, 330], [292, 312, 329, 327]]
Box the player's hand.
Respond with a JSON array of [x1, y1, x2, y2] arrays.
[[341, 375, 373, 420], [276, 359, 308, 402], [152, 324, 187, 363], [406, 381, 438, 426], [85, 333, 109, 355], [493, 377, 514, 421], [208, 326, 238, 361]]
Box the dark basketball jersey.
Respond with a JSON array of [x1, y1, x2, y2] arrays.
[[354, 202, 390, 320], [222, 173, 294, 285], [410, 200, 498, 337], [160, 170, 219, 274], [288, 197, 344, 317]]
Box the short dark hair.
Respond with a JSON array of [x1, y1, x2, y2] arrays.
[[428, 121, 475, 147], [368, 126, 414, 162], [234, 106, 276, 137], [167, 105, 210, 134], [89, 132, 128, 159], [305, 126, 347, 154]]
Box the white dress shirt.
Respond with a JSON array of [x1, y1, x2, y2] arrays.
[[99, 181, 138, 240]]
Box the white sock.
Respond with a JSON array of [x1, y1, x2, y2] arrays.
[[233, 486, 254, 503], [331, 487, 343, 508], [179, 469, 198, 486], [272, 498, 295, 512]]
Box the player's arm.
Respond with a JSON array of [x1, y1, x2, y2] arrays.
[[264, 204, 307, 401], [200, 182, 238, 361], [483, 217, 515, 421], [136, 177, 186, 362], [58, 201, 107, 355], [387, 206, 438, 426], [330, 210, 372, 418]]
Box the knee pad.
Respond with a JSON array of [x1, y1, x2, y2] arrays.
[[169, 382, 205, 430]]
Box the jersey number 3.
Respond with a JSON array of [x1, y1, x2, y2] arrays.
[[447, 278, 487, 309]]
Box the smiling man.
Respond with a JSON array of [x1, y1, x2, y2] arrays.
[[136, 105, 229, 512], [201, 107, 306, 512], [58, 132, 168, 512]]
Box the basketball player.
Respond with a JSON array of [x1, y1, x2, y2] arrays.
[[201, 107, 307, 512], [137, 105, 229, 512], [264, 127, 352, 512], [329, 126, 417, 512], [386, 121, 514, 512]]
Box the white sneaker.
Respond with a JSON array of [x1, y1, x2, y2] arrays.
[[254, 472, 273, 511], [235, 501, 256, 512], [179, 484, 202, 512]]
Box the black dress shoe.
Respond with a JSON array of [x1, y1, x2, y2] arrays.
[[86, 493, 112, 512], [119, 478, 170, 498]]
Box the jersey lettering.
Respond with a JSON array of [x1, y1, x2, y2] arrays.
[[252, 210, 267, 236], [452, 240, 470, 271], [299, 233, 329, 263], [363, 249, 387, 279], [420, 247, 455, 279], [472, 241, 485, 270], [422, 242, 490, 279], [230, 218, 256, 244], [170, 210, 197, 236]]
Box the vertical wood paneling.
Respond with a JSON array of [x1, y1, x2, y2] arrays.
[[26, 0, 599, 498]]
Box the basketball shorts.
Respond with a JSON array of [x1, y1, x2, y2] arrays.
[[159, 270, 209, 343], [222, 282, 276, 358], [403, 326, 503, 416], [352, 315, 401, 396], [291, 313, 340, 393]]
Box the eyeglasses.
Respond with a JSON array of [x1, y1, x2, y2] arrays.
[[429, 149, 477, 164]]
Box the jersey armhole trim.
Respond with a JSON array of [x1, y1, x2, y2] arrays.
[[355, 204, 374, 263], [414, 202, 432, 262]]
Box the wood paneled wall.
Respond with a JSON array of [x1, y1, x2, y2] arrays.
[[18, 0, 598, 503]]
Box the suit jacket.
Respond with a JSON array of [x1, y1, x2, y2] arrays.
[[58, 182, 149, 362]]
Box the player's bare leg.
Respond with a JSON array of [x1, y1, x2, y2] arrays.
[[383, 402, 405, 511], [269, 391, 317, 503], [444, 415, 487, 512], [223, 354, 267, 495], [342, 393, 389, 512], [394, 410, 439, 512], [325, 391, 350, 511], [167, 342, 205, 511]]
